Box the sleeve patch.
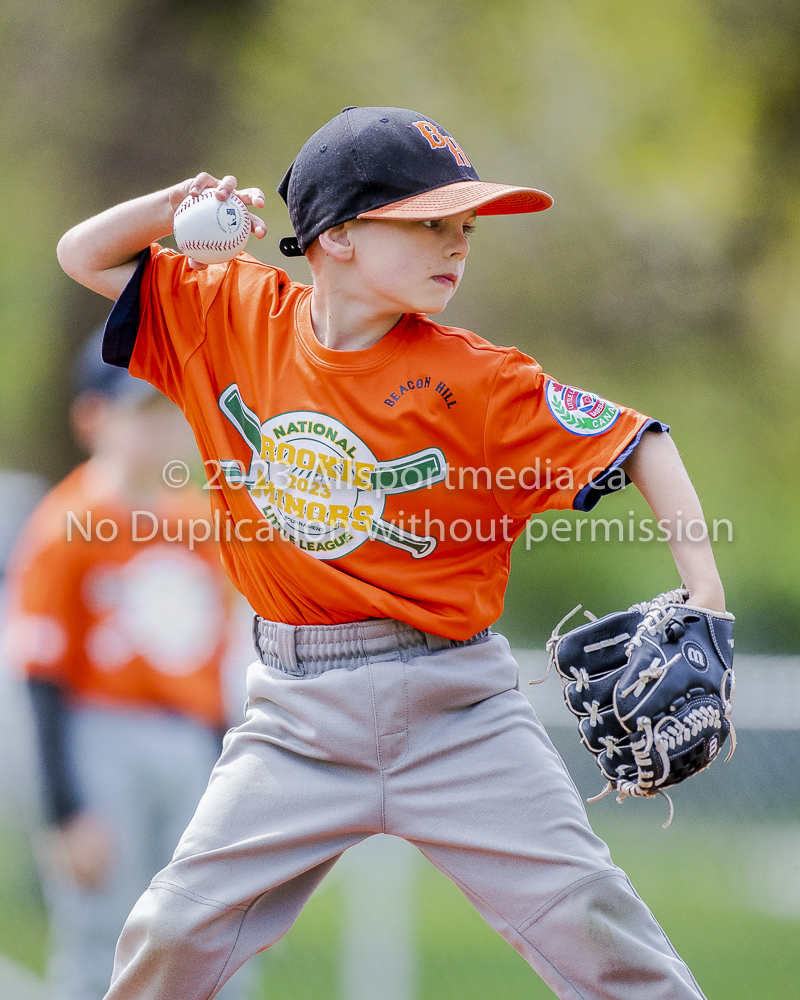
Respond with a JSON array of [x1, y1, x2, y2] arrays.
[[545, 380, 620, 437]]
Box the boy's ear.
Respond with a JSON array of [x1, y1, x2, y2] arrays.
[[318, 222, 355, 261]]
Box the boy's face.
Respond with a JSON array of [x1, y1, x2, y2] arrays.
[[73, 392, 195, 473], [342, 210, 476, 315]]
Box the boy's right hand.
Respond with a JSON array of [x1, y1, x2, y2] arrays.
[[58, 172, 269, 299], [169, 173, 268, 271]]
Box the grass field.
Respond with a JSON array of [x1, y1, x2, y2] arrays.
[[0, 824, 47, 976], [2, 817, 797, 999]]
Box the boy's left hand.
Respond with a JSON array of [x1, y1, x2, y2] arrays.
[[548, 588, 736, 827]]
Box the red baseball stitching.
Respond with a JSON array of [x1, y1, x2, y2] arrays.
[[174, 191, 250, 253], [180, 238, 248, 252], [173, 189, 247, 218]]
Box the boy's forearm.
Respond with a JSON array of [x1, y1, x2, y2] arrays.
[[57, 188, 176, 300], [58, 174, 267, 301], [621, 430, 725, 611]]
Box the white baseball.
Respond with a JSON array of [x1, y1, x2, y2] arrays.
[[173, 191, 251, 264]]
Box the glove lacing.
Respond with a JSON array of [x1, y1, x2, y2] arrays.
[[533, 586, 689, 689], [529, 604, 583, 686], [588, 719, 676, 830], [598, 734, 622, 757], [569, 665, 590, 692], [623, 603, 680, 660], [589, 669, 736, 829], [628, 584, 689, 616], [722, 667, 737, 761], [619, 653, 681, 699], [582, 700, 601, 726]]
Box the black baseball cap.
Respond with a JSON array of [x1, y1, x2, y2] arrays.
[[74, 327, 157, 404], [277, 106, 553, 256]]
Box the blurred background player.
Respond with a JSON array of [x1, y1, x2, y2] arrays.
[[2, 331, 253, 1000]]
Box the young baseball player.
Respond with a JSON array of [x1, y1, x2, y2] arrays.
[[2, 338, 252, 1000], [57, 106, 725, 1000]]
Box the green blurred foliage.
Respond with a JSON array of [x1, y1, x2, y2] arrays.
[[1, 0, 799, 649]]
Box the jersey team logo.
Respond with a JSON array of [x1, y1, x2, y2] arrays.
[[545, 380, 620, 437], [217, 385, 446, 561]]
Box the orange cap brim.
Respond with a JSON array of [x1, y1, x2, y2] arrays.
[[357, 180, 553, 220]]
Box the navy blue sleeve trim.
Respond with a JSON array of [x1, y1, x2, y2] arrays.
[[27, 679, 83, 826], [573, 419, 669, 512], [102, 247, 151, 369]]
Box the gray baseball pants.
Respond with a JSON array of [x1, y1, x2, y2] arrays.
[[104, 620, 706, 1000]]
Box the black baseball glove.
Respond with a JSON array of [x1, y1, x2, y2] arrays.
[[538, 588, 736, 826]]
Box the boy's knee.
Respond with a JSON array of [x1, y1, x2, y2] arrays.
[[117, 883, 236, 964], [109, 884, 247, 998], [520, 871, 704, 999]]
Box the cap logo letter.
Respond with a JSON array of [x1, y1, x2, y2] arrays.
[[411, 121, 472, 167], [411, 121, 447, 149], [443, 137, 471, 167]]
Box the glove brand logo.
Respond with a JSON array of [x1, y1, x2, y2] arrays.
[[682, 641, 708, 671], [545, 380, 620, 437]]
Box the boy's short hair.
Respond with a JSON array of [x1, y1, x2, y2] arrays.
[[277, 106, 552, 256]]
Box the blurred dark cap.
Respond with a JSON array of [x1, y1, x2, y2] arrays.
[[277, 105, 552, 255], [73, 327, 158, 404]]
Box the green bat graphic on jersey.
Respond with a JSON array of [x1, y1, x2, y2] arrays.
[[218, 384, 447, 560]]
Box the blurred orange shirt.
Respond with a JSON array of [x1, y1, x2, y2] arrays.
[[4, 464, 231, 729], [112, 245, 660, 639]]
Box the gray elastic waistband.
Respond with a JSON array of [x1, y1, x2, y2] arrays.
[[253, 616, 490, 677]]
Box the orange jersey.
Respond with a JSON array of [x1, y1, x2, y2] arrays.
[[104, 246, 664, 639], [4, 464, 232, 728]]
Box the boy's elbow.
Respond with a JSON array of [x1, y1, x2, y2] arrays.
[[56, 230, 85, 282], [56, 227, 136, 301], [56, 229, 114, 298]]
